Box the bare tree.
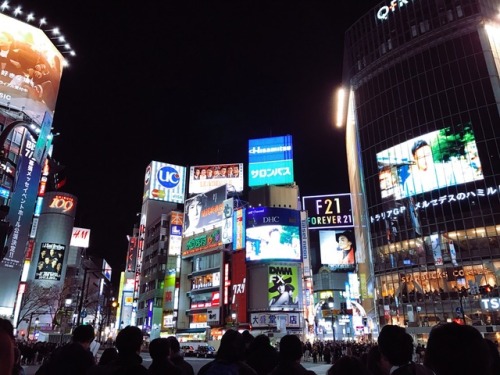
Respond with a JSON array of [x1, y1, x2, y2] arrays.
[[16, 281, 62, 328]]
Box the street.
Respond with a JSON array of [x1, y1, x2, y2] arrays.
[[22, 354, 331, 375]]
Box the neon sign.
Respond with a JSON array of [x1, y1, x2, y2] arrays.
[[377, 0, 412, 21], [49, 195, 74, 212]]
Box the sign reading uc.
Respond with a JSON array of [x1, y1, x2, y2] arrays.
[[158, 166, 180, 188]]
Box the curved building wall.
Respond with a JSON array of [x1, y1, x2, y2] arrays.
[[28, 192, 77, 284], [344, 0, 500, 335]]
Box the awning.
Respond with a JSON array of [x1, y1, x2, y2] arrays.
[[175, 328, 207, 334]]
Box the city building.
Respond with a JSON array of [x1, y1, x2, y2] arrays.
[[342, 0, 500, 341]]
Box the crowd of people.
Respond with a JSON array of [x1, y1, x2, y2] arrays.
[[1, 319, 500, 375]]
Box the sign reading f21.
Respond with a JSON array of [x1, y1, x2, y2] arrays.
[[302, 193, 353, 229]]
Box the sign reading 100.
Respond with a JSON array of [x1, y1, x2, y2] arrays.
[[302, 194, 353, 230]]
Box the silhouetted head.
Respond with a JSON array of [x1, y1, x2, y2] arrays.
[[166, 336, 181, 354], [377, 325, 413, 366], [216, 329, 246, 362], [115, 326, 143, 355], [424, 323, 490, 375], [72, 325, 95, 344], [149, 338, 170, 361], [279, 335, 302, 362]]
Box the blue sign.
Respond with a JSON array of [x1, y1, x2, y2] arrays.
[[248, 135, 294, 187], [157, 166, 180, 188]]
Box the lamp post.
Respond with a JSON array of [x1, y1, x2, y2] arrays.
[[328, 297, 335, 342]]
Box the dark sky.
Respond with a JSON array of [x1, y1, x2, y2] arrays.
[[18, 0, 377, 270]]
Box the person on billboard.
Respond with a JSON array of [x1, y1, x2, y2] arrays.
[[230, 166, 240, 178], [219, 166, 228, 178], [0, 32, 22, 75], [193, 168, 201, 180], [268, 276, 298, 307], [184, 195, 204, 235], [403, 140, 456, 197], [200, 168, 207, 179], [336, 231, 355, 265], [206, 168, 214, 179]]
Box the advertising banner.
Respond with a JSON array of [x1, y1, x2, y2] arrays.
[[248, 135, 294, 187], [376, 124, 483, 200], [231, 250, 247, 323], [302, 194, 354, 229], [34, 243, 65, 281], [233, 208, 246, 250], [183, 185, 227, 236], [163, 271, 176, 311], [181, 227, 223, 259], [2, 141, 42, 270], [70, 227, 90, 248], [189, 163, 244, 194], [222, 198, 233, 245], [268, 265, 300, 309], [319, 230, 356, 271], [0, 14, 64, 120], [143, 161, 186, 204], [246, 207, 301, 262]]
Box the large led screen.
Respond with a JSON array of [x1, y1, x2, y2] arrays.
[[268, 265, 299, 309], [34, 243, 65, 281], [183, 185, 227, 236], [376, 124, 483, 199], [248, 135, 294, 187], [143, 161, 186, 204], [319, 230, 355, 271], [0, 14, 63, 119], [189, 163, 244, 194], [246, 207, 301, 261]]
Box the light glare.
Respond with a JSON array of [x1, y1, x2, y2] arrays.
[[335, 87, 346, 128]]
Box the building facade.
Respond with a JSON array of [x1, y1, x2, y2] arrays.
[[343, 0, 500, 340]]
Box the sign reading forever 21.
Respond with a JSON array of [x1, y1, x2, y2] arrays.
[[302, 193, 353, 230]]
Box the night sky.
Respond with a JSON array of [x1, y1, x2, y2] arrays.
[[16, 0, 378, 271]]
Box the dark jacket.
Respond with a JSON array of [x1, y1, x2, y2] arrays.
[[170, 354, 195, 375], [246, 345, 279, 375], [86, 353, 148, 375], [198, 359, 257, 375], [38, 342, 95, 375], [269, 360, 317, 375], [147, 358, 182, 375], [392, 363, 434, 375]]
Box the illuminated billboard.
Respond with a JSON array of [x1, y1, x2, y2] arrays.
[[302, 194, 353, 229], [34, 243, 65, 281], [143, 161, 186, 204], [268, 265, 300, 309], [377, 124, 483, 199], [183, 185, 227, 236], [0, 14, 64, 120], [248, 135, 294, 187], [319, 230, 356, 271], [233, 208, 246, 250], [168, 212, 183, 256], [189, 163, 244, 194], [246, 207, 301, 262], [70, 227, 90, 248]]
